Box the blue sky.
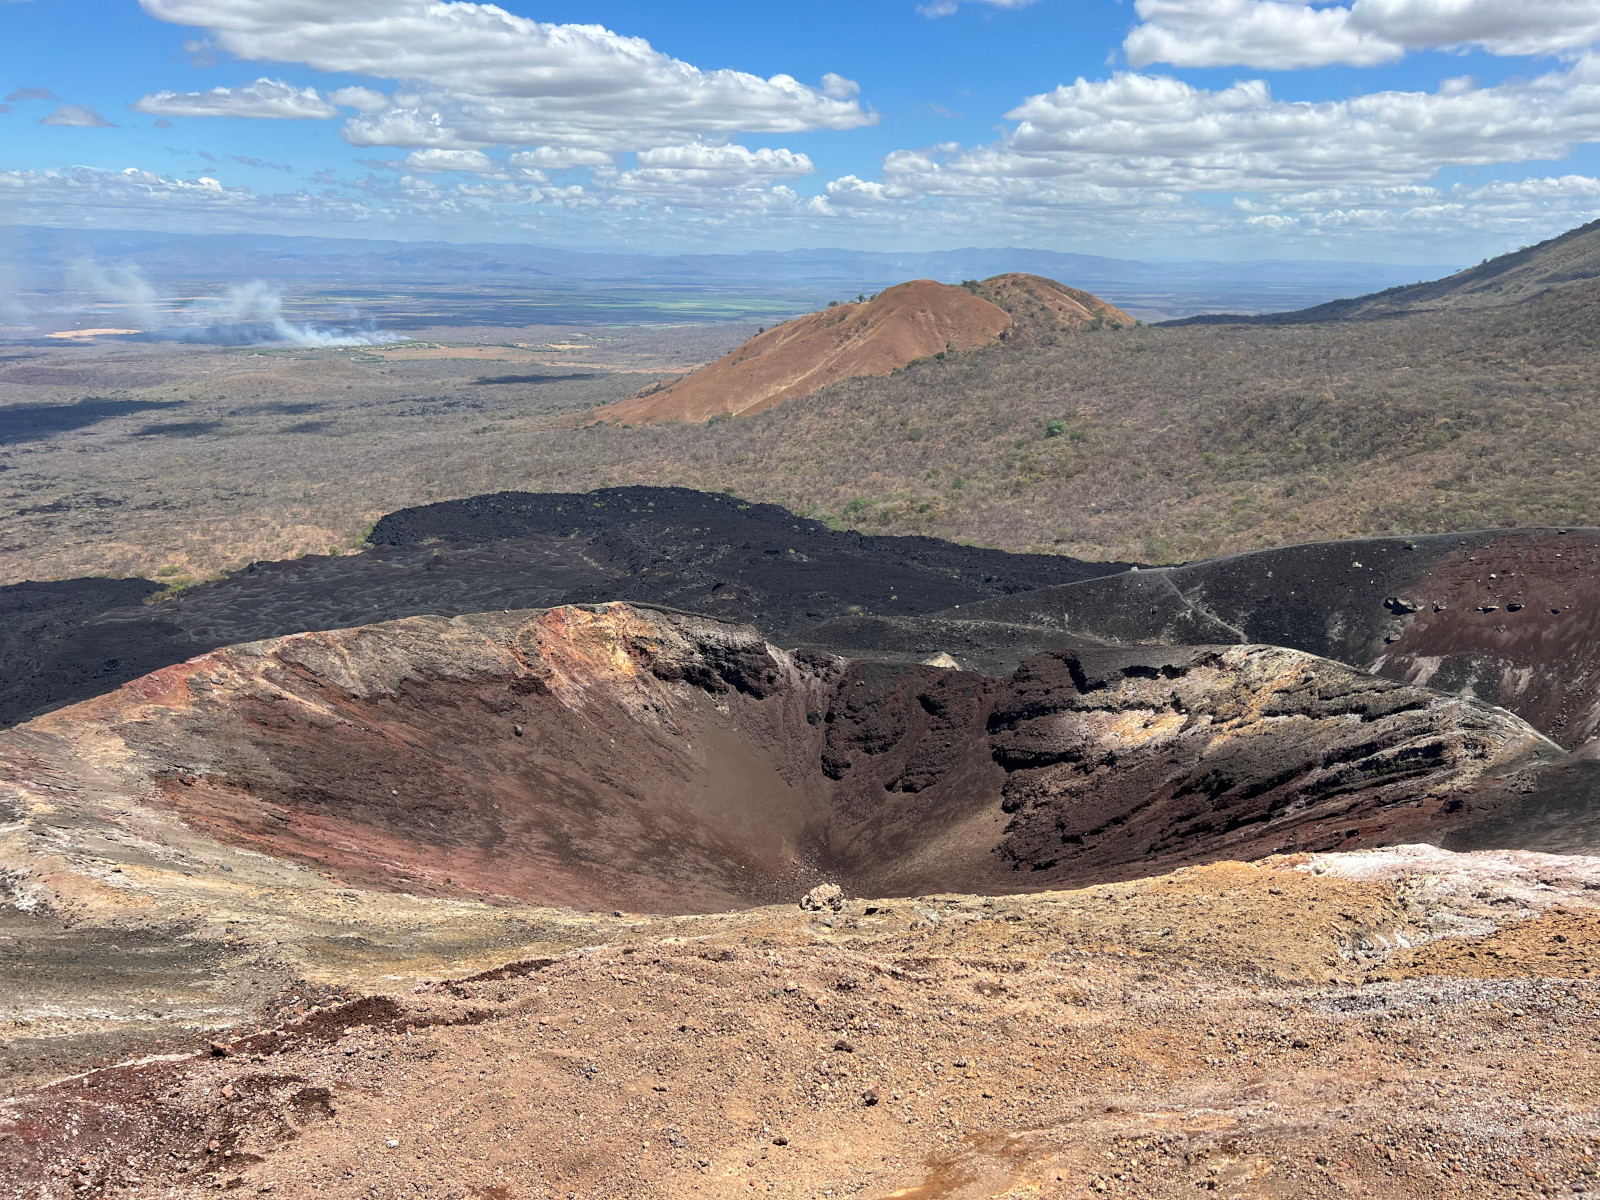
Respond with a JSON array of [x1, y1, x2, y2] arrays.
[[6, 0, 1600, 259]]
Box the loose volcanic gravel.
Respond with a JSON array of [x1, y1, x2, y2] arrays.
[[3, 850, 1598, 1200]]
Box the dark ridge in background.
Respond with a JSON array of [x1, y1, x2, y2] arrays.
[[367, 486, 1135, 624]]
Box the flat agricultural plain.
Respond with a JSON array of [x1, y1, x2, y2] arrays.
[[0, 323, 750, 585]]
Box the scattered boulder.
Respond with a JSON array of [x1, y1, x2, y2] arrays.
[[800, 883, 845, 912]]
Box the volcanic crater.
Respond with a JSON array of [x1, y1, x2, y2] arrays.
[[13, 600, 1557, 920], [6, 494, 1600, 1200]]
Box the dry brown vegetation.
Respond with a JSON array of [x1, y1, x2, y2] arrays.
[[565, 276, 1600, 563], [0, 324, 745, 584], [5, 275, 1600, 584]]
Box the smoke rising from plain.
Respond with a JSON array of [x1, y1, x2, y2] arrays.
[[67, 260, 162, 329], [67, 260, 403, 346]]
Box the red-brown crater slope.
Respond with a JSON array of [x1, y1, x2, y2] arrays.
[[594, 275, 1133, 424], [3, 604, 1565, 916]]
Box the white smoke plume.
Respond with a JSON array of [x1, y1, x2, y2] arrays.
[[68, 260, 403, 346], [176, 280, 404, 346], [67, 259, 163, 329]]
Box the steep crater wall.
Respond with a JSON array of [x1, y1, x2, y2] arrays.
[[953, 528, 1600, 750], [3, 604, 1562, 915]]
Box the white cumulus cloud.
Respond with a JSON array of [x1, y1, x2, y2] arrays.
[[977, 62, 1600, 190], [1126, 0, 1600, 70], [399, 148, 498, 174], [787, 59, 1600, 253], [634, 143, 813, 176], [824, 175, 913, 205], [136, 0, 873, 149], [329, 86, 390, 113], [602, 143, 815, 199], [131, 78, 337, 119], [820, 73, 861, 100], [508, 147, 615, 170], [1351, 0, 1600, 56]]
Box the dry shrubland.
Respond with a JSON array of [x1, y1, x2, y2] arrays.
[[541, 280, 1600, 563], [5, 281, 1600, 583]]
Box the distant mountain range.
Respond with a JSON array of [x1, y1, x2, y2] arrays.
[[2, 225, 1460, 321], [1170, 217, 1600, 325]]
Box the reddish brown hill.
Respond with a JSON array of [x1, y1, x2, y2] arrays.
[[972, 272, 1137, 340], [594, 274, 1135, 425], [595, 279, 1008, 424]]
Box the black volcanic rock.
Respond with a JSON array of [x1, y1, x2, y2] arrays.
[[7, 489, 1598, 765], [366, 486, 1134, 637], [949, 527, 1600, 749], [0, 487, 1132, 730]]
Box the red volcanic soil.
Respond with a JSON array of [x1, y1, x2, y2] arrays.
[[594, 276, 1134, 425], [596, 280, 1009, 424], [13, 603, 1556, 916], [1374, 531, 1600, 746], [974, 272, 1136, 340]]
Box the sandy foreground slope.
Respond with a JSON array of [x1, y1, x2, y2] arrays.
[[3, 844, 1599, 1200]]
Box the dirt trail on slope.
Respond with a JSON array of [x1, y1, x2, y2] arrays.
[[956, 526, 1600, 750]]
